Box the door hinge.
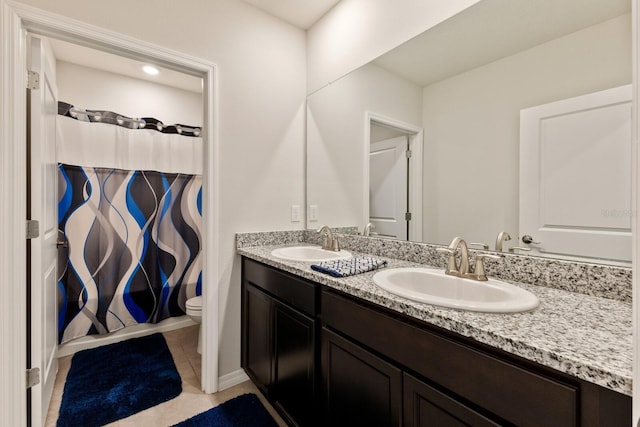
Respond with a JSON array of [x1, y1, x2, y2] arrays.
[[405, 212, 412, 221], [26, 367, 40, 389], [405, 149, 412, 159], [26, 220, 40, 239], [27, 70, 40, 90]]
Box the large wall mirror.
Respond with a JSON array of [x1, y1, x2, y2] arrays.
[[306, 0, 632, 265]]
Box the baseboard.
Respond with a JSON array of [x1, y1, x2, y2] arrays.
[[57, 316, 197, 357], [218, 369, 250, 391]]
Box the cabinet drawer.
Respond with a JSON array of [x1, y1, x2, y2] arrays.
[[322, 290, 578, 427], [243, 258, 317, 316]]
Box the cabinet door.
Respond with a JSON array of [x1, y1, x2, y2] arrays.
[[322, 290, 577, 427], [243, 284, 273, 393], [403, 373, 500, 427], [273, 302, 317, 426], [322, 328, 402, 427]]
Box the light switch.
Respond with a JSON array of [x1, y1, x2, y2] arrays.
[[309, 205, 318, 222], [291, 205, 301, 222]]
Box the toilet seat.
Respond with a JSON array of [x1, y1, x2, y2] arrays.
[[185, 296, 203, 354], [186, 296, 202, 312]]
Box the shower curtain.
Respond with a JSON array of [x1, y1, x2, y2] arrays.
[[56, 102, 204, 344]]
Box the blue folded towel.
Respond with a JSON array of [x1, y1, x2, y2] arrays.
[[311, 256, 387, 278]]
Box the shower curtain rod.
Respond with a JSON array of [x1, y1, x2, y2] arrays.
[[68, 107, 201, 135]]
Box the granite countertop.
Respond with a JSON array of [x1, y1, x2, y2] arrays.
[[237, 243, 633, 396]]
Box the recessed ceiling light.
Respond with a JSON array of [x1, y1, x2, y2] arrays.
[[142, 65, 159, 76]]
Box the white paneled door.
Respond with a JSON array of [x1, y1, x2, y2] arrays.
[[28, 35, 59, 426], [369, 136, 409, 240], [519, 85, 632, 262]]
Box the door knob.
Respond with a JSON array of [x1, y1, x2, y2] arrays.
[[521, 235, 541, 244], [56, 241, 69, 249]]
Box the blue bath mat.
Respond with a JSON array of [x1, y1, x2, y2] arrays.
[[172, 393, 278, 427], [57, 333, 182, 427]]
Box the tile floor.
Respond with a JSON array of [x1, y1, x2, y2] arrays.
[[45, 325, 287, 426]]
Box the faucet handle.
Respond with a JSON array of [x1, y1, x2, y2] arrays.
[[331, 236, 341, 251], [472, 253, 502, 281], [508, 246, 531, 253], [470, 242, 489, 250], [436, 247, 459, 276], [436, 247, 455, 259]]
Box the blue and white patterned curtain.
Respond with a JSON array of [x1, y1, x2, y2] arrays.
[[57, 103, 203, 344]]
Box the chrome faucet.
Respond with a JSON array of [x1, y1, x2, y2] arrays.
[[436, 236, 470, 277], [437, 236, 502, 281], [362, 222, 376, 236], [317, 225, 341, 251], [495, 231, 511, 252]]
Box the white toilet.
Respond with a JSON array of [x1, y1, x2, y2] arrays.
[[186, 296, 203, 354]]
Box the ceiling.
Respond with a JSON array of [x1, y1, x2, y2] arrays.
[[49, 38, 203, 93], [241, 0, 341, 29], [49, 0, 342, 92], [374, 0, 631, 87], [50, 0, 629, 96]]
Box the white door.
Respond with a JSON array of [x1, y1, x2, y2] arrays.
[[28, 35, 59, 426], [519, 85, 632, 262], [369, 136, 408, 239]]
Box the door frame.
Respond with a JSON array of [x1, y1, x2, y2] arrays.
[[633, 0, 640, 423], [365, 111, 423, 241], [0, 1, 220, 424]]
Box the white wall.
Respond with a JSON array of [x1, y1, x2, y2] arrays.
[[56, 61, 202, 125], [422, 14, 631, 247], [306, 0, 482, 94], [16, 0, 306, 379], [307, 62, 422, 228]]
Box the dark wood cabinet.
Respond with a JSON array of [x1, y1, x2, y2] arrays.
[[321, 290, 579, 427], [240, 256, 631, 427], [241, 258, 319, 426], [273, 301, 317, 426], [403, 373, 499, 427], [322, 328, 402, 427], [244, 283, 273, 393]]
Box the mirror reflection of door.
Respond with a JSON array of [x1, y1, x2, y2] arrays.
[[369, 123, 411, 240], [519, 85, 632, 263]]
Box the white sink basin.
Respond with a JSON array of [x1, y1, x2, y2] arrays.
[[373, 267, 539, 313], [271, 246, 352, 262]]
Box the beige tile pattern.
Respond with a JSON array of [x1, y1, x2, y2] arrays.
[[45, 326, 287, 426]]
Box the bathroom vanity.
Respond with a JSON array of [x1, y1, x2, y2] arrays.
[[239, 237, 632, 427]]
